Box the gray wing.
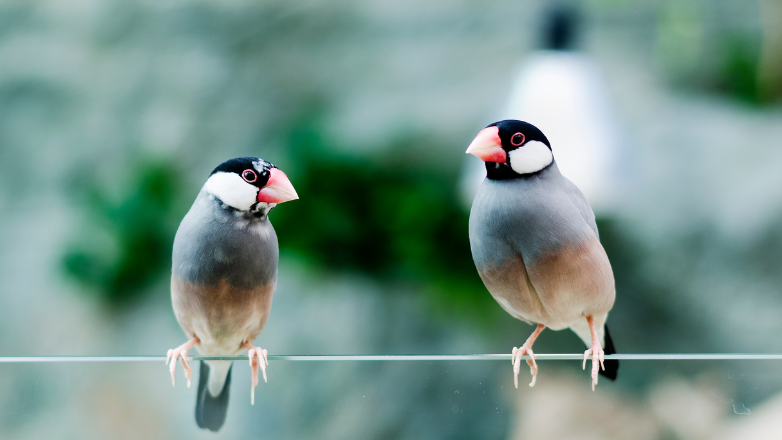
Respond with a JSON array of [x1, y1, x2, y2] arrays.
[[560, 176, 599, 238], [507, 175, 598, 263], [471, 166, 599, 268], [504, 170, 613, 329]]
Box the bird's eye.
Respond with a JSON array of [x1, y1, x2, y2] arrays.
[[510, 132, 525, 147], [241, 169, 257, 183]]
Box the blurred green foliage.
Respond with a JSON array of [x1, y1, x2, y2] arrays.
[[274, 123, 501, 327], [62, 159, 186, 306], [715, 34, 763, 103], [655, 1, 782, 104]]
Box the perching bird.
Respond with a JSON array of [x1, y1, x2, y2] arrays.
[[166, 157, 298, 431], [466, 120, 618, 390]]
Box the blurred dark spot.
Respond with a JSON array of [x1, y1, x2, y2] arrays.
[[542, 5, 580, 51]]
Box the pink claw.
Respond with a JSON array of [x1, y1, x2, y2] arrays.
[[583, 316, 605, 391], [512, 345, 538, 388], [243, 342, 269, 405], [165, 337, 199, 388]]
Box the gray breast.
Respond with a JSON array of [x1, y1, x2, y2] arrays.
[[469, 162, 596, 272], [172, 190, 279, 290]]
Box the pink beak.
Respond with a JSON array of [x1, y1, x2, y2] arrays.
[[465, 126, 506, 163], [257, 168, 299, 204]]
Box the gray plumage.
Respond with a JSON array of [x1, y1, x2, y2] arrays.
[[469, 159, 617, 380], [172, 190, 278, 430], [470, 161, 599, 266], [470, 160, 614, 330], [173, 190, 279, 290]]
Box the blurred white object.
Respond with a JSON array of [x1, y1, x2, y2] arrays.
[[508, 51, 621, 214], [461, 8, 624, 216]]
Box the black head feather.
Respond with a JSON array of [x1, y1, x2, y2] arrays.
[[210, 157, 276, 189], [488, 120, 550, 152]]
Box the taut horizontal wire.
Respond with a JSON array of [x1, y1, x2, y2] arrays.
[[1, 354, 782, 362]]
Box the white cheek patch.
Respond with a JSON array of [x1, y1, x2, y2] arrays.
[[204, 172, 258, 211], [508, 141, 553, 175]]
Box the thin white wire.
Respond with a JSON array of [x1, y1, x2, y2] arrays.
[[1, 354, 782, 362]]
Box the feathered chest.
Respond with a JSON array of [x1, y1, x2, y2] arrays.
[[172, 194, 279, 290], [469, 175, 594, 268]]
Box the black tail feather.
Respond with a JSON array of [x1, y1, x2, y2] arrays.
[[195, 361, 232, 432], [598, 325, 619, 380]]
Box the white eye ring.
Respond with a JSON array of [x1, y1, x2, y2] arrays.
[[241, 169, 257, 183], [510, 132, 525, 147]]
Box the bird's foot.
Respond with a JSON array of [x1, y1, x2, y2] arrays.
[[243, 342, 268, 405], [166, 337, 199, 388], [511, 344, 538, 388], [582, 341, 605, 391]]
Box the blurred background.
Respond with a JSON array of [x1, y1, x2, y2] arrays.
[[1, 0, 782, 438]]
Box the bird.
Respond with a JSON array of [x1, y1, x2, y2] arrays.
[[465, 120, 618, 390], [166, 157, 298, 431]]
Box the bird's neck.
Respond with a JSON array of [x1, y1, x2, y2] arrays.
[[208, 193, 274, 222], [485, 161, 555, 180]]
